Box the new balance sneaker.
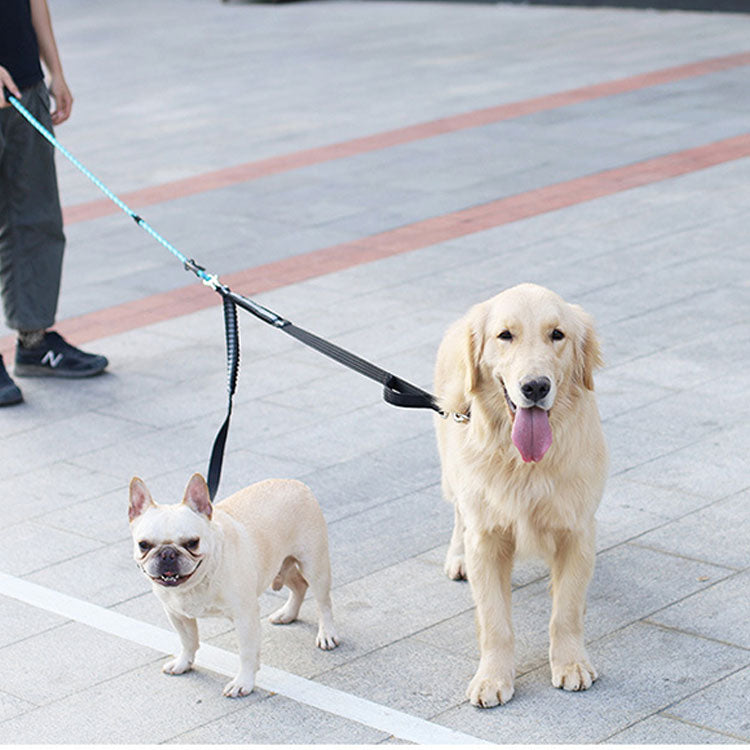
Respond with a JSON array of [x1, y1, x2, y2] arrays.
[[0, 354, 23, 405], [15, 331, 108, 378]]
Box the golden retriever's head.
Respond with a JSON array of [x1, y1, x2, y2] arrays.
[[456, 283, 602, 462]]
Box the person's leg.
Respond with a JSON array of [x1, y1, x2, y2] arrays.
[[0, 82, 108, 380], [0, 82, 64, 334]]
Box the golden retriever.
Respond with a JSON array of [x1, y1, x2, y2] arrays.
[[434, 283, 608, 708]]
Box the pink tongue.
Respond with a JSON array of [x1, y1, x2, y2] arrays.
[[511, 407, 552, 462]]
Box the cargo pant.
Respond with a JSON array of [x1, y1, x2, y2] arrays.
[[0, 80, 64, 332]]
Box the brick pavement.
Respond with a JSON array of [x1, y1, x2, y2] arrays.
[[0, 0, 748, 744]]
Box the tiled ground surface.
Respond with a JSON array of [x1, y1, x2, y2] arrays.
[[0, 0, 748, 744]]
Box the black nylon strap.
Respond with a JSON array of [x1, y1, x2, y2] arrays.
[[205, 286, 445, 501], [281, 323, 440, 411], [206, 295, 240, 500], [224, 287, 442, 412]]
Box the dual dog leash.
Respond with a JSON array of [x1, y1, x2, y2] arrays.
[[5, 90, 459, 500]]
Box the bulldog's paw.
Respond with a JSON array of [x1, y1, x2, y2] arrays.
[[223, 674, 255, 698], [162, 656, 193, 675], [467, 670, 515, 708], [551, 659, 598, 692], [268, 604, 297, 625]]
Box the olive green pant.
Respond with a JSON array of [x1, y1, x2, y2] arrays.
[[0, 81, 65, 332]]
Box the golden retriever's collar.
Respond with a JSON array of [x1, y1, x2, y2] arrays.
[[439, 407, 471, 423]]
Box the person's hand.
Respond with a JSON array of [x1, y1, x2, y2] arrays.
[[0, 66, 21, 108], [48, 74, 72, 124]]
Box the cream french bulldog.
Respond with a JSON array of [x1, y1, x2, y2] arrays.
[[128, 473, 339, 697]]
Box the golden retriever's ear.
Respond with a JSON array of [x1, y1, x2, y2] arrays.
[[570, 304, 603, 391], [461, 303, 487, 395], [435, 303, 486, 414]]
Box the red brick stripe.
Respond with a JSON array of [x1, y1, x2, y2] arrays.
[[62, 51, 750, 225], [3, 132, 746, 358]]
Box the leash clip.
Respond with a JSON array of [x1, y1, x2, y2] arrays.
[[185, 258, 219, 290], [201, 272, 220, 290]]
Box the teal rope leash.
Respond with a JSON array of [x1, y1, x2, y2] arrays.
[[5, 91, 236, 499], [6, 93, 218, 289], [4, 89, 451, 497]]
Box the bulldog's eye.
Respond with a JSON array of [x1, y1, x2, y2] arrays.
[[185, 538, 200, 551], [138, 541, 153, 553], [551, 329, 565, 341], [498, 330, 513, 341]]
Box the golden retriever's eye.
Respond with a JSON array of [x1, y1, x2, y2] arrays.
[[185, 538, 200, 551], [498, 330, 513, 341], [551, 329, 565, 341], [138, 541, 152, 553]]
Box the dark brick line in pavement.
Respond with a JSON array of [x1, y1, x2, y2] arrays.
[[2, 132, 746, 358], [60, 51, 750, 225]]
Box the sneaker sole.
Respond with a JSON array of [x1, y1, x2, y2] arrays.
[[14, 363, 107, 379], [0, 391, 23, 406]]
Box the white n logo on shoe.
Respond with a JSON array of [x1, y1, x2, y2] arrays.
[[41, 350, 63, 368]]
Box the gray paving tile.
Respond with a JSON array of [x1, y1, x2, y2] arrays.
[[620, 427, 750, 503], [316, 638, 473, 720], [254, 403, 432, 471], [300, 446, 440, 525], [26, 539, 147, 608], [0, 660, 267, 744], [606, 714, 739, 744], [0, 521, 103, 577], [666, 667, 750, 742], [0, 621, 158, 708], [0, 596, 67, 650], [0, 462, 123, 528], [433, 622, 749, 744], [38, 485, 130, 545], [595, 475, 708, 551], [648, 571, 750, 650], [0, 691, 35, 723], [209, 554, 475, 682], [415, 542, 733, 673], [0, 0, 748, 745], [1, 411, 148, 480], [634, 491, 750, 570], [168, 693, 388, 744], [326, 486, 454, 587]]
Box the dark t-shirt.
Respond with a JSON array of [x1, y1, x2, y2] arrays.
[[0, 0, 44, 90]]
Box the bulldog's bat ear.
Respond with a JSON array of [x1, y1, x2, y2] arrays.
[[129, 477, 155, 523], [182, 473, 212, 520]]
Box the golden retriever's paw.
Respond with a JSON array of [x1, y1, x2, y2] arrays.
[[467, 672, 515, 708], [444, 553, 467, 581], [551, 660, 598, 692]]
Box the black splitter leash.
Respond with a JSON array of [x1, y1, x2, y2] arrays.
[[5, 90, 461, 500], [204, 271, 449, 500]]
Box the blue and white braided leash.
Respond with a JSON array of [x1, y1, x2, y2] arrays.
[[4, 89, 450, 498], [5, 90, 244, 499], [7, 93, 220, 291]]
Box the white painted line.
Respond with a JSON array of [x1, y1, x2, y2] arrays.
[[0, 572, 489, 745]]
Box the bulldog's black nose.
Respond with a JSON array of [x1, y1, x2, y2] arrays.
[[159, 546, 177, 562], [521, 377, 551, 404]]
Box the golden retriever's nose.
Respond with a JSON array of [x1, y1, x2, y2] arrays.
[[521, 377, 551, 404]]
